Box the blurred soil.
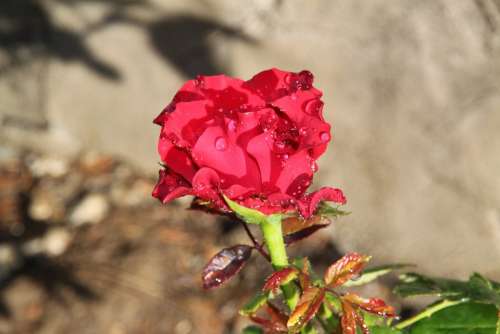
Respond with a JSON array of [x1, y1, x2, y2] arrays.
[[1, 145, 386, 334]]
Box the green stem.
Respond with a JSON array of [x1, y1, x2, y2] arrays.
[[395, 299, 466, 330], [260, 214, 300, 310]]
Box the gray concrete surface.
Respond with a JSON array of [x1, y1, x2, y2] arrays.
[[1, 0, 500, 278]]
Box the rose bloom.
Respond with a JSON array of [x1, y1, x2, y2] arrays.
[[152, 68, 345, 218]]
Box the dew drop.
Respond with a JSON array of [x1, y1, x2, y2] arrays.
[[311, 161, 319, 172], [299, 127, 309, 136], [227, 120, 237, 132], [194, 75, 205, 88], [215, 137, 227, 151], [320, 131, 330, 143], [275, 141, 286, 150], [298, 70, 314, 89], [305, 99, 323, 115], [282, 153, 289, 160]]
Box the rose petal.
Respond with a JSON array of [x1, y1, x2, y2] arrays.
[[272, 92, 331, 159], [223, 184, 257, 200], [298, 187, 347, 217], [162, 100, 211, 147], [247, 133, 283, 190], [233, 109, 262, 147], [192, 167, 222, 205], [192, 126, 261, 190], [238, 197, 284, 216], [200, 75, 265, 114], [199, 74, 243, 91], [272, 90, 319, 124], [153, 81, 204, 126], [275, 150, 314, 197], [158, 139, 197, 181], [152, 169, 191, 203], [243, 68, 291, 102]]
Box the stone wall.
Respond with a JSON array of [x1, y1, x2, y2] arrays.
[[2, 0, 500, 278]]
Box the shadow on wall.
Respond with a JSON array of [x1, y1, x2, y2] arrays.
[[148, 15, 256, 78], [0, 0, 256, 81], [0, 0, 120, 80]]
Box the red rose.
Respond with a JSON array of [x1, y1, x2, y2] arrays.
[[152, 68, 345, 217]]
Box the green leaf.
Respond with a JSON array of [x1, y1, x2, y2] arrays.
[[371, 326, 403, 334], [395, 299, 465, 330], [395, 272, 500, 307], [324, 291, 342, 313], [242, 325, 264, 334], [344, 264, 411, 287], [224, 195, 280, 225], [408, 302, 499, 334], [239, 292, 269, 316], [394, 273, 470, 299], [318, 302, 340, 332], [468, 273, 500, 307]]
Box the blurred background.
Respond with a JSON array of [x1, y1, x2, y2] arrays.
[[1, 0, 500, 332]]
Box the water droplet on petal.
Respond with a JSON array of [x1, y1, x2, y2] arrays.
[[305, 99, 324, 115], [227, 120, 237, 132], [298, 70, 314, 89], [290, 93, 297, 100], [311, 161, 318, 172], [194, 75, 205, 88], [215, 137, 227, 151], [275, 141, 286, 150], [282, 153, 289, 160], [320, 131, 330, 143], [287, 70, 314, 92], [299, 127, 309, 136]]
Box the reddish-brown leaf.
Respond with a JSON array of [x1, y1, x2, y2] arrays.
[[343, 293, 396, 318], [354, 310, 371, 334], [287, 287, 325, 333], [282, 215, 323, 234], [283, 216, 331, 245], [202, 245, 252, 289], [324, 253, 371, 288], [284, 224, 331, 245], [340, 300, 357, 334], [298, 258, 312, 290], [263, 267, 299, 293], [250, 315, 288, 333], [265, 302, 288, 328]]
